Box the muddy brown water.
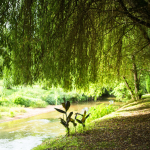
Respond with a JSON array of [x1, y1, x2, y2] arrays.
[[0, 100, 121, 150]]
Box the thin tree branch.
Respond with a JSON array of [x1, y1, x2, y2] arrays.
[[118, 0, 150, 28]]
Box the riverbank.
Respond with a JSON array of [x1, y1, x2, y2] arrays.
[[0, 105, 62, 123], [33, 99, 150, 150]]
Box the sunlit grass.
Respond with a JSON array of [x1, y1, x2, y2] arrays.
[[0, 105, 26, 118], [32, 136, 84, 150], [142, 94, 150, 99], [87, 103, 118, 123], [0, 106, 9, 112]]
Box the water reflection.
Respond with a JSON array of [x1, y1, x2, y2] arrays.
[[0, 100, 120, 150]]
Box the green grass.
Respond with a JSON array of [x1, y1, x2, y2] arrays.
[[87, 103, 118, 122], [69, 103, 118, 134], [142, 94, 150, 99], [33, 136, 87, 150], [0, 105, 26, 118]]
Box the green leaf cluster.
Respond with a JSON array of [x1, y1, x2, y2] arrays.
[[55, 99, 90, 135]]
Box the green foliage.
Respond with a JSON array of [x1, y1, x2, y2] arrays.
[[64, 92, 87, 103], [0, 106, 9, 112], [41, 94, 64, 105], [0, 0, 150, 94], [55, 99, 77, 136], [142, 94, 150, 99], [3, 67, 13, 89], [30, 100, 47, 108], [146, 75, 150, 93], [55, 98, 91, 135], [9, 111, 15, 117], [0, 105, 26, 118], [12, 97, 48, 108], [75, 111, 91, 128], [41, 89, 88, 105], [12, 96, 31, 107], [87, 103, 117, 122], [111, 83, 131, 100], [0, 97, 13, 106]]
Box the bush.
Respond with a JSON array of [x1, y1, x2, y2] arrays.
[[64, 93, 88, 103], [87, 103, 118, 123], [30, 100, 47, 108], [41, 94, 64, 105], [0, 106, 9, 112], [0, 98, 13, 106], [80, 95, 88, 102], [41, 91, 89, 105], [41, 94, 56, 105], [111, 83, 131, 100], [9, 111, 15, 117], [12, 96, 31, 107]]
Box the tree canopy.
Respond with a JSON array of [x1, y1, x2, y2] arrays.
[[0, 0, 150, 91]]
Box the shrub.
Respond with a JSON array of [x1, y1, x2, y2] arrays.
[[87, 103, 117, 122], [0, 98, 13, 106], [9, 111, 15, 117], [0, 106, 9, 112], [30, 100, 47, 108], [42, 94, 64, 105], [41, 94, 56, 105], [111, 83, 131, 100], [12, 96, 31, 107], [80, 95, 88, 102]]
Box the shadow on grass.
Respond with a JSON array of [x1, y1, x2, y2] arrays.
[[38, 113, 150, 150], [118, 106, 150, 112], [73, 113, 150, 149], [122, 99, 150, 109]]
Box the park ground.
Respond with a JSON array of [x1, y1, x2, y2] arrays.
[[33, 98, 150, 150]]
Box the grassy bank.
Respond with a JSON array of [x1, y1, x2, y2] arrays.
[[33, 98, 150, 150]]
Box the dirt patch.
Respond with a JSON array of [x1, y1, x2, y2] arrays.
[[0, 105, 62, 123]]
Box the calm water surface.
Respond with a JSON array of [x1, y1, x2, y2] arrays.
[[0, 100, 120, 150]]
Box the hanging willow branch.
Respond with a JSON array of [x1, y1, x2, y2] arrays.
[[0, 0, 150, 89]]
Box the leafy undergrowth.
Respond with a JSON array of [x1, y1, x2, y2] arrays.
[[33, 99, 150, 150]]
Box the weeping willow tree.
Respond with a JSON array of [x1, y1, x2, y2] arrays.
[[0, 0, 150, 97]]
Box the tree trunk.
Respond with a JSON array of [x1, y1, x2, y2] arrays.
[[132, 55, 140, 100], [123, 76, 135, 100]]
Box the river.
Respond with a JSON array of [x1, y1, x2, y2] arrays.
[[0, 100, 119, 150]]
